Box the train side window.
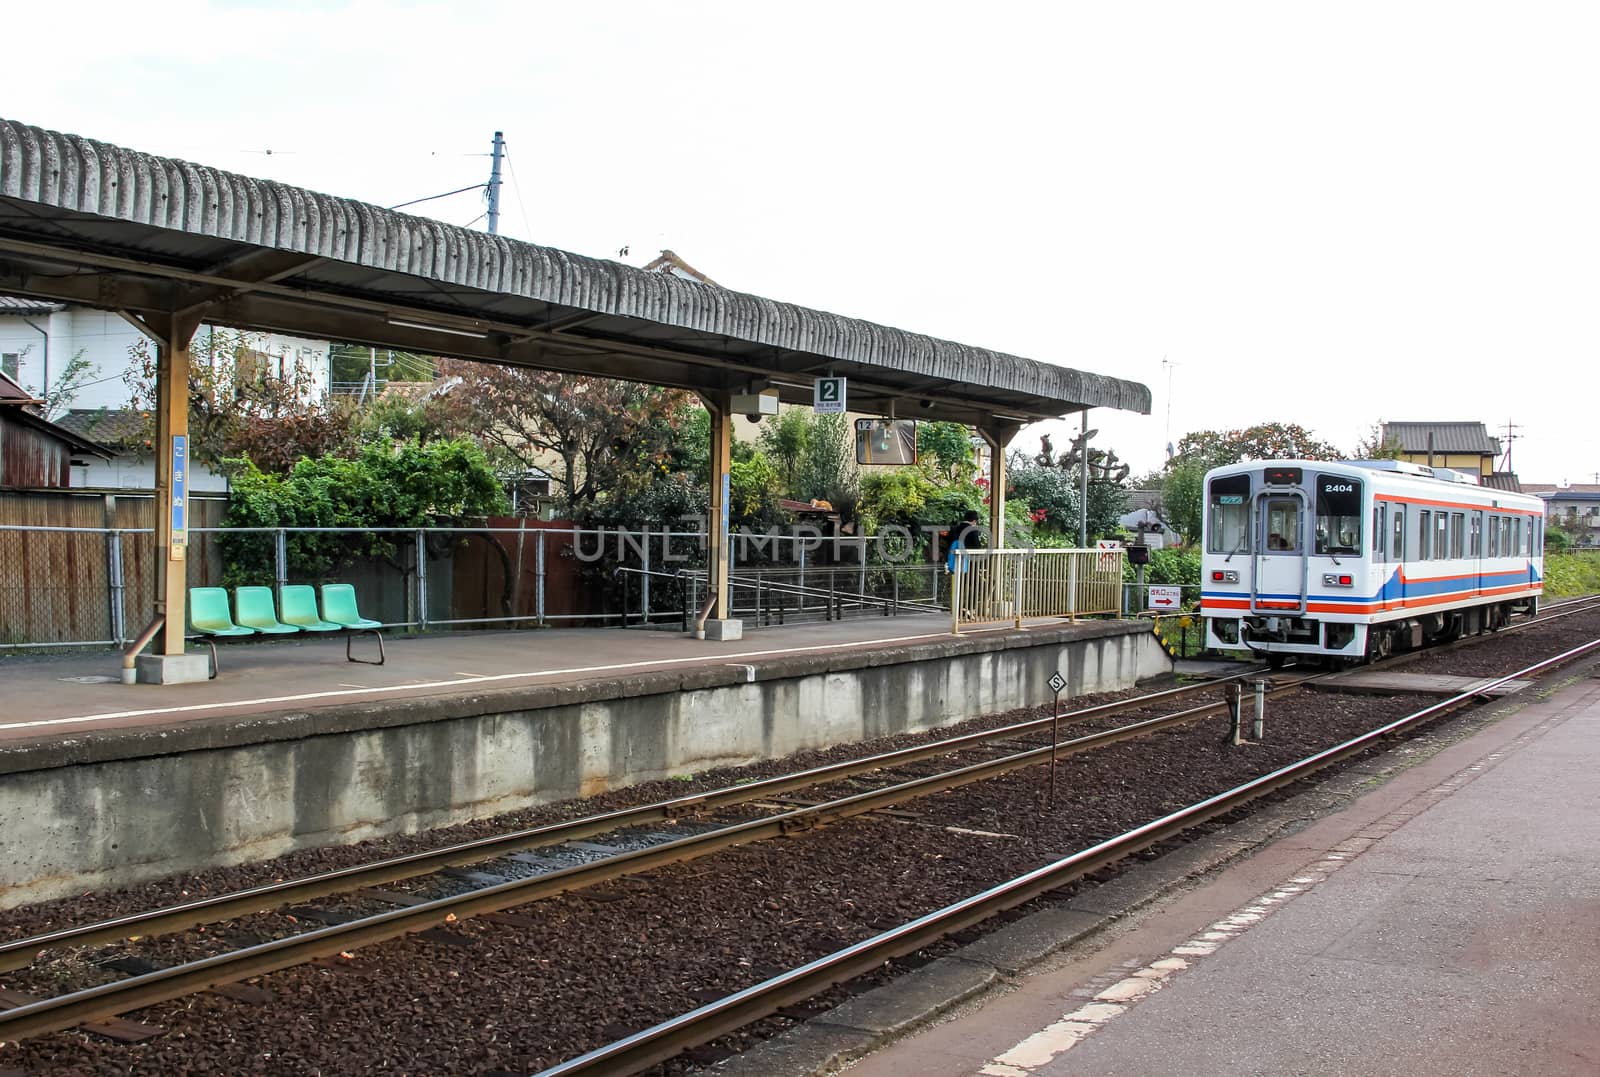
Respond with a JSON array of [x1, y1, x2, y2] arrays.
[[1514, 517, 1523, 555], [1417, 510, 1431, 561], [1487, 516, 1499, 557], [1499, 516, 1511, 556], [1470, 514, 1483, 557], [1206, 475, 1252, 554], [1374, 504, 1387, 561], [1435, 513, 1449, 559], [1450, 513, 1464, 558], [1535, 518, 1542, 555], [1314, 476, 1362, 555], [1391, 506, 1405, 560]]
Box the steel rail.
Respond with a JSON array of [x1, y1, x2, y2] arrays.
[[0, 674, 1306, 1043], [534, 635, 1600, 1076], [0, 668, 1270, 974]]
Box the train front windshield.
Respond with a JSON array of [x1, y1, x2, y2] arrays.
[[1207, 474, 1252, 554], [1314, 476, 1363, 555]]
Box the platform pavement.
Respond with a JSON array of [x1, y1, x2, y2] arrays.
[[830, 662, 1600, 1077], [0, 613, 1132, 751]]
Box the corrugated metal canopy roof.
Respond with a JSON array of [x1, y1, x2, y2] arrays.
[[0, 118, 1149, 427], [0, 294, 64, 314]]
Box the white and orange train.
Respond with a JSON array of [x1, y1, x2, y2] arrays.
[[1200, 459, 1544, 665]]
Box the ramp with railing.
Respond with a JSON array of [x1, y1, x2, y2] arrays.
[[950, 547, 1125, 632]]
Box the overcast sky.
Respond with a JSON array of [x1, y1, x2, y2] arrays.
[[8, 1, 1597, 484]]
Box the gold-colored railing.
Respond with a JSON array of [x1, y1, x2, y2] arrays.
[[950, 548, 1124, 633]]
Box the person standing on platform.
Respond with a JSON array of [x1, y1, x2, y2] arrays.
[[945, 510, 982, 574]]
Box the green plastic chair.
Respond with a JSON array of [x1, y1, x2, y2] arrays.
[[190, 587, 254, 637], [234, 586, 299, 635], [320, 583, 386, 665], [279, 585, 340, 632]]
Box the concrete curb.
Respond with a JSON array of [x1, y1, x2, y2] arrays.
[[711, 657, 1600, 1077]]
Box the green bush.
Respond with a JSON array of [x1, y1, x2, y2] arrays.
[[220, 437, 508, 584], [1544, 551, 1600, 598], [1123, 545, 1200, 587]]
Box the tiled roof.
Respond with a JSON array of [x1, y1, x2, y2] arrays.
[[1481, 473, 1522, 492], [0, 294, 65, 314], [1380, 422, 1501, 455], [641, 249, 721, 287], [52, 408, 148, 448], [1538, 485, 1600, 500], [0, 369, 41, 404]]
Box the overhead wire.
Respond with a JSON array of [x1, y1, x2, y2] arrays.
[[388, 182, 486, 212], [502, 143, 533, 240]]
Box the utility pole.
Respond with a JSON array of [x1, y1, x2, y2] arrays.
[[1160, 355, 1178, 457], [487, 131, 505, 235], [1074, 412, 1094, 548], [1498, 418, 1521, 473]]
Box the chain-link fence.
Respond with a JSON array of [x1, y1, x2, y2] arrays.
[[0, 523, 964, 650]]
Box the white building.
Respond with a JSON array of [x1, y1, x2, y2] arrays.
[[0, 296, 332, 491]]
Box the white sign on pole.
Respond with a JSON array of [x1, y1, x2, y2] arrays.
[[1096, 539, 1122, 571], [1148, 585, 1182, 610], [814, 376, 846, 414]]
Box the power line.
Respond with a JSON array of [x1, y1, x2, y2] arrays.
[[503, 143, 533, 240], [387, 182, 486, 212]]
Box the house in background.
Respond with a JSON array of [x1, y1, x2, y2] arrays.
[[0, 370, 111, 488], [0, 296, 334, 491], [1378, 421, 1503, 479], [640, 249, 721, 287], [1523, 482, 1600, 547]]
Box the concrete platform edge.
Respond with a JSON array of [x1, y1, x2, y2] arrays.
[[710, 657, 1600, 1077], [0, 619, 1152, 776]]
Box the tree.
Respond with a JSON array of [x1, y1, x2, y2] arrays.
[[1008, 457, 1129, 545], [796, 412, 858, 515], [757, 408, 812, 492], [1171, 422, 1343, 470], [220, 437, 508, 584], [40, 347, 94, 420], [1160, 459, 1206, 544], [1158, 422, 1342, 544], [1350, 424, 1405, 460], [433, 359, 695, 510], [916, 421, 976, 483], [124, 328, 359, 469]]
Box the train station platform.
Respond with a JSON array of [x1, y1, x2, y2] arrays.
[[0, 615, 1168, 908], [839, 658, 1600, 1076]]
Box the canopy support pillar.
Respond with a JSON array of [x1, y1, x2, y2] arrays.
[[977, 419, 1024, 550], [127, 311, 209, 682], [696, 390, 741, 640]]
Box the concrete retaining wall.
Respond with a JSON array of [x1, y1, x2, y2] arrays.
[[0, 623, 1168, 908]]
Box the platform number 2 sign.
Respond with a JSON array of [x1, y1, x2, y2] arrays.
[[814, 376, 846, 414]]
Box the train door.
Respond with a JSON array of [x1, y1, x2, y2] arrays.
[[1389, 504, 1406, 608], [1252, 491, 1307, 613]]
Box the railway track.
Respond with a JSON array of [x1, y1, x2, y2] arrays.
[[0, 668, 1304, 1043], [538, 634, 1600, 1076], [1, 596, 1593, 1058]]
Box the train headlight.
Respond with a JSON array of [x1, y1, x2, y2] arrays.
[[1210, 570, 1239, 583], [1322, 573, 1353, 587]]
